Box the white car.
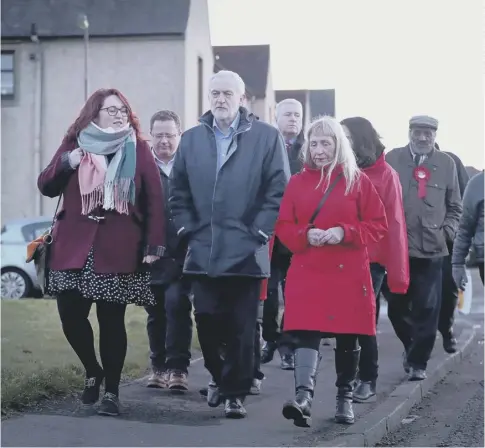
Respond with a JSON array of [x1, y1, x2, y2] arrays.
[[1, 217, 52, 299]]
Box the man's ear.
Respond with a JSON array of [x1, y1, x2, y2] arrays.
[[240, 93, 246, 106]]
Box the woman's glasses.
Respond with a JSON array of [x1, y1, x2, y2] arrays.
[[100, 106, 129, 117]]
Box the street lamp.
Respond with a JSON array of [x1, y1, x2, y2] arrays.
[[77, 14, 89, 102]]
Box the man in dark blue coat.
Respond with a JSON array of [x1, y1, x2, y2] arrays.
[[170, 70, 290, 418]]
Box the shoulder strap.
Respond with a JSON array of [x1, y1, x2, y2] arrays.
[[308, 173, 344, 226]]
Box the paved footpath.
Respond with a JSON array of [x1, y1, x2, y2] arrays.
[[1, 310, 476, 447]]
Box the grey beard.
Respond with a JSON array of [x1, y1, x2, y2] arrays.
[[410, 141, 433, 155]]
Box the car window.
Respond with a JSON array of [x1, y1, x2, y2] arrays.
[[21, 222, 51, 242]]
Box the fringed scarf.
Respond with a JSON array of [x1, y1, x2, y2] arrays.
[[77, 122, 136, 215]]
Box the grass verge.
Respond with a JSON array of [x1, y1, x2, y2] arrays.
[[1, 299, 199, 413]]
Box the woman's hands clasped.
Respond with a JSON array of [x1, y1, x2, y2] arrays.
[[307, 227, 344, 247]]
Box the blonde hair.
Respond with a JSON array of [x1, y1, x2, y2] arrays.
[[301, 116, 360, 195]]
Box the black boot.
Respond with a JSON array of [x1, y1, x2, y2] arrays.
[[282, 348, 320, 428], [335, 348, 360, 425]]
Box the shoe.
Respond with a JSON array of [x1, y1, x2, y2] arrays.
[[409, 368, 427, 381], [261, 341, 277, 364], [334, 348, 360, 425], [147, 370, 168, 389], [353, 380, 376, 403], [402, 351, 410, 374], [322, 338, 332, 346], [224, 397, 247, 418], [443, 337, 457, 354], [97, 392, 120, 416], [168, 370, 189, 392], [207, 380, 223, 407], [280, 353, 295, 370], [282, 348, 320, 428], [81, 373, 104, 405], [250, 378, 263, 395]]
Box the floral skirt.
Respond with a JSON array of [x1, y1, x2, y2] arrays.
[[47, 248, 155, 306]]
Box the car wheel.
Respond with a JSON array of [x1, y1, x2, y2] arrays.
[[1, 268, 32, 299]]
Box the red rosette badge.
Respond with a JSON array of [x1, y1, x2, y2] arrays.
[[413, 166, 430, 198]]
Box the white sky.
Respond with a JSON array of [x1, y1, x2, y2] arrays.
[[208, 0, 484, 169]]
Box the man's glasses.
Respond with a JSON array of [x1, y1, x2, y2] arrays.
[[152, 133, 178, 140], [100, 106, 129, 117]]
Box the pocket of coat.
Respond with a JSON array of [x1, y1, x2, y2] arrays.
[[423, 182, 446, 207], [421, 218, 446, 253]]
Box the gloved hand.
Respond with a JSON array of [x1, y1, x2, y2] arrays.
[[307, 228, 326, 247], [68, 148, 84, 169], [320, 227, 344, 245], [452, 265, 468, 291]]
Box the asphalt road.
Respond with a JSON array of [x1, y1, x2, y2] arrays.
[[376, 267, 484, 447]]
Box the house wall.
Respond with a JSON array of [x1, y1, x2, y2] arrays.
[[1, 36, 185, 222], [183, 0, 214, 130]]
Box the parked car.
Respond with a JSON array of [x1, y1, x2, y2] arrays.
[[1, 217, 52, 299]]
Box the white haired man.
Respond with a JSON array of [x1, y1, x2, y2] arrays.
[[170, 70, 290, 418], [261, 98, 304, 370]]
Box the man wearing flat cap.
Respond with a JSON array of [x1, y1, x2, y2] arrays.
[[385, 115, 462, 381]]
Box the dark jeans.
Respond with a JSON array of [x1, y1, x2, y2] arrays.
[[192, 276, 261, 398], [290, 330, 359, 352], [57, 290, 127, 396], [254, 302, 265, 380], [387, 257, 443, 370], [438, 243, 459, 339], [262, 259, 294, 355], [145, 279, 192, 373], [357, 263, 386, 382]]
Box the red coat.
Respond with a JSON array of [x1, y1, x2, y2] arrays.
[[275, 165, 388, 336], [37, 137, 165, 274], [362, 155, 409, 293]]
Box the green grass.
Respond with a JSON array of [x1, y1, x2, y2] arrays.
[[1, 299, 199, 413]]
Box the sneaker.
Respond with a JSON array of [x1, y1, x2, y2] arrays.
[[250, 377, 263, 395], [147, 370, 168, 389], [81, 374, 104, 405], [97, 392, 120, 416], [168, 370, 189, 392], [280, 353, 295, 370]]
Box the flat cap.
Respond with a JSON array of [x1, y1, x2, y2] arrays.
[[409, 115, 438, 130]]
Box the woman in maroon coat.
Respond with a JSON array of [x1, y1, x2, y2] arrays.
[[38, 88, 165, 416], [276, 116, 388, 427]]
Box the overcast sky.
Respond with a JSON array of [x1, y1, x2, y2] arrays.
[[208, 0, 484, 169]]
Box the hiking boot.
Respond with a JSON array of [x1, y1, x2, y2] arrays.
[[147, 370, 168, 389], [282, 348, 320, 428], [261, 341, 277, 364], [281, 353, 295, 370], [97, 392, 120, 416], [81, 374, 104, 405], [250, 377, 263, 395], [224, 397, 247, 418], [168, 370, 189, 392], [409, 368, 427, 381]]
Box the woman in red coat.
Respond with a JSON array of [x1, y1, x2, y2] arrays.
[[341, 117, 409, 403], [276, 116, 388, 427], [37, 89, 165, 416]]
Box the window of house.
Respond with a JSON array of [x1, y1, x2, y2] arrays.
[[197, 56, 203, 117], [1, 51, 15, 98]]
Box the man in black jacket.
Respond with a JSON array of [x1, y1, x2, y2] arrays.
[[170, 70, 290, 418], [145, 110, 192, 392], [261, 99, 304, 370], [434, 143, 469, 353]]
